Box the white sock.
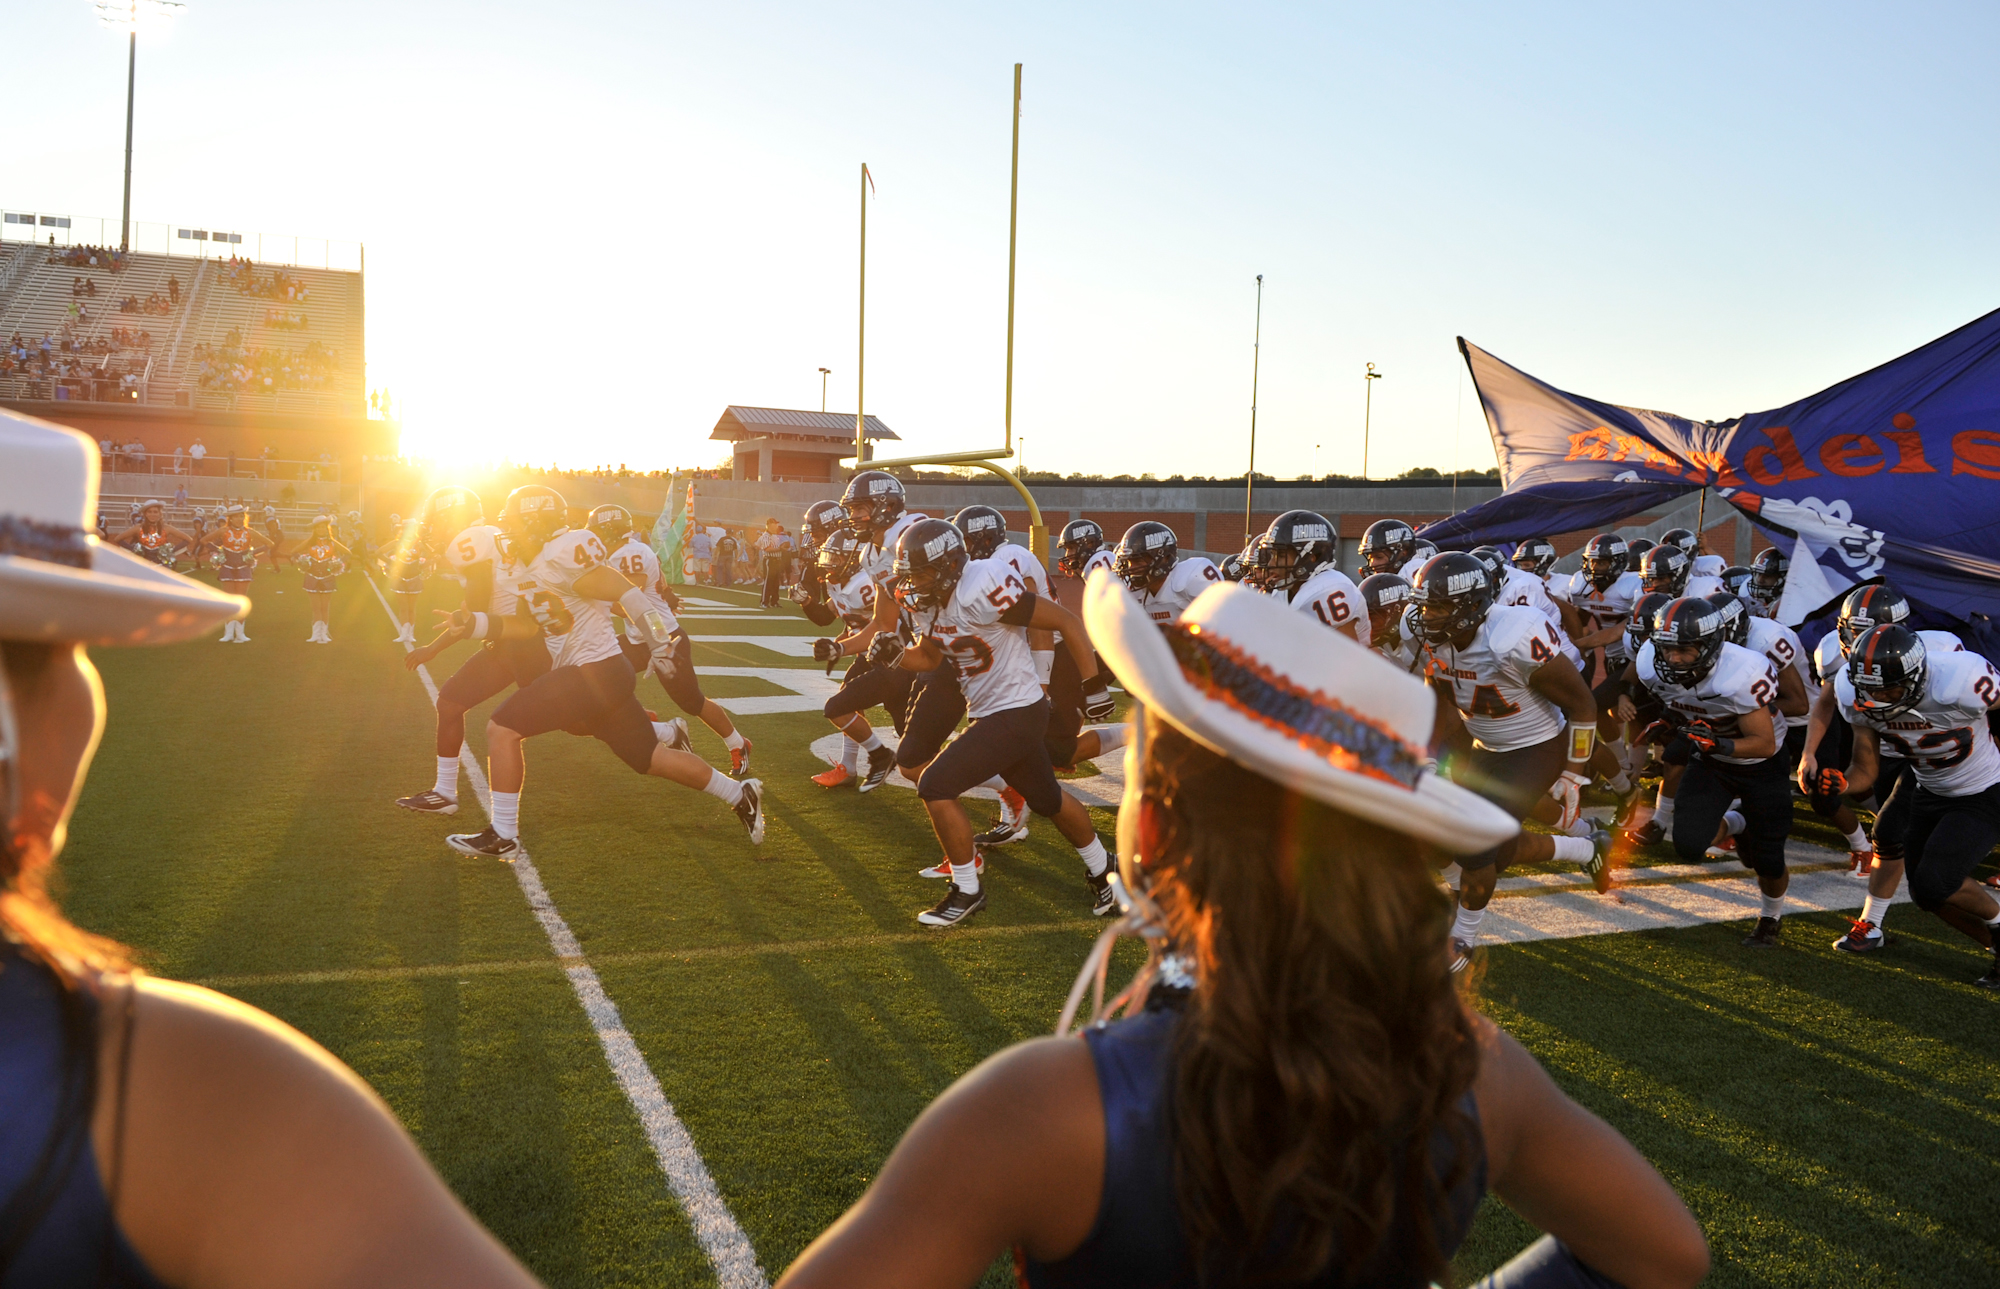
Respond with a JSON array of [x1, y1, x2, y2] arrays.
[[859, 732, 883, 752], [1439, 862, 1463, 891], [1860, 894, 1891, 928], [1092, 724, 1128, 754], [1723, 810, 1746, 838], [1845, 825, 1870, 851], [1759, 892, 1784, 919], [1608, 769, 1631, 794], [1564, 818, 1595, 838], [433, 757, 459, 799], [1077, 836, 1110, 876], [1551, 836, 1595, 864], [980, 776, 1008, 792], [491, 790, 520, 840], [1654, 787, 1675, 827], [841, 736, 860, 771], [1984, 910, 2000, 928], [1451, 904, 1486, 944], [951, 860, 980, 894], [651, 722, 677, 743], [723, 729, 746, 751], [701, 768, 744, 806]]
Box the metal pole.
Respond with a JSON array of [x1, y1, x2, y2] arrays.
[[120, 31, 136, 251], [819, 367, 830, 413], [856, 164, 870, 467], [1243, 274, 1263, 541], [1362, 362, 1381, 479], [1003, 62, 1021, 455]]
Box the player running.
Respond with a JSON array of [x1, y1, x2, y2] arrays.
[[1634, 597, 1794, 946], [110, 500, 195, 569], [1113, 521, 1219, 624], [591, 503, 753, 776], [799, 529, 892, 788], [883, 519, 1117, 926], [296, 516, 352, 643], [442, 485, 763, 859], [1638, 543, 1723, 603], [1743, 547, 1788, 616], [1251, 510, 1362, 641], [195, 504, 275, 642], [1411, 552, 1612, 972], [1359, 573, 1422, 673], [1828, 625, 2000, 984]]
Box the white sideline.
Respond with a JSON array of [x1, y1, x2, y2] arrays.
[[364, 577, 767, 1289]]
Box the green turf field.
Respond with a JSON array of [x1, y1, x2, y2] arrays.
[[54, 568, 2000, 1287]]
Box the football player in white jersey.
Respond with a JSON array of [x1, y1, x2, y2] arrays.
[[1659, 527, 1727, 583], [1251, 510, 1362, 642], [1798, 582, 1966, 950], [1831, 624, 2000, 985], [1561, 535, 1646, 676], [1358, 517, 1428, 584], [1359, 573, 1422, 673], [1411, 552, 1612, 971], [439, 485, 764, 858], [812, 470, 956, 793], [1743, 547, 1788, 617], [1634, 597, 1794, 946], [1054, 518, 1115, 581], [591, 504, 753, 777], [1638, 544, 1722, 603], [395, 487, 556, 817], [882, 519, 1118, 927], [795, 530, 891, 787], [1113, 521, 1220, 624], [1470, 546, 1587, 660]]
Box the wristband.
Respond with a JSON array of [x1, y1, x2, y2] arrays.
[[1033, 650, 1054, 684], [472, 612, 489, 640], [1715, 737, 1736, 759], [1567, 722, 1596, 763]]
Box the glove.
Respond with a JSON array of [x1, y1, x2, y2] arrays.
[[865, 633, 904, 666], [788, 583, 812, 605], [1682, 718, 1720, 753], [1636, 720, 1675, 746], [650, 648, 679, 682], [1082, 675, 1116, 723], [811, 637, 841, 663], [1815, 766, 1849, 797], [1549, 770, 1587, 832]]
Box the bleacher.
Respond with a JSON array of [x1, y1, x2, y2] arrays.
[[0, 244, 364, 415]]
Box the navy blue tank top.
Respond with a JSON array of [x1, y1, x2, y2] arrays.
[[0, 942, 168, 1288], [1022, 998, 1486, 1289]]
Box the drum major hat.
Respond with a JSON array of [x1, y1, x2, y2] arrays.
[[1083, 571, 1516, 853], [0, 409, 246, 645]]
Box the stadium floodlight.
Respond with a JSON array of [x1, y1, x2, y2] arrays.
[[1362, 362, 1382, 479], [94, 0, 187, 253]]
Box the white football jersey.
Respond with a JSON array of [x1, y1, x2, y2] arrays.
[[443, 523, 523, 617], [1564, 570, 1643, 659], [1692, 554, 1727, 578], [1744, 617, 1809, 691], [1290, 565, 1362, 634], [1136, 556, 1222, 624], [1423, 605, 1569, 753], [917, 557, 1043, 719], [1396, 554, 1430, 584], [1837, 650, 2000, 797], [609, 536, 682, 644], [991, 541, 1049, 599], [827, 570, 877, 628], [1374, 624, 1424, 675], [1497, 566, 1582, 667], [1635, 640, 1785, 766], [861, 511, 930, 596], [1080, 548, 1115, 579], [517, 529, 621, 669], [1684, 573, 1725, 600]]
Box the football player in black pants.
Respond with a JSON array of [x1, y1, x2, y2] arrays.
[[1634, 598, 1792, 946], [1411, 552, 1613, 972]]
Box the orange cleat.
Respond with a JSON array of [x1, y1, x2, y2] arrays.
[[812, 764, 852, 789]]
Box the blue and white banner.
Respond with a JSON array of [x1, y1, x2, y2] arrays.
[[1423, 312, 2000, 628]]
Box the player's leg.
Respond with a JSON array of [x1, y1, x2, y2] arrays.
[[895, 665, 965, 789], [1902, 788, 2000, 977], [401, 645, 515, 815], [591, 677, 765, 844], [999, 710, 1116, 915], [1733, 758, 1795, 947], [821, 658, 907, 789], [914, 710, 1034, 925], [656, 631, 751, 773], [1668, 757, 1732, 867]]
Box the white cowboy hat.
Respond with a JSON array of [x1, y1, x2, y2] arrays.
[[1, 409, 246, 646], [1083, 570, 1516, 854]]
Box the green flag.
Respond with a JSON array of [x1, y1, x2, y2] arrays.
[[652, 474, 690, 585]]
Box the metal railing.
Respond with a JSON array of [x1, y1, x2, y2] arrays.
[[86, 448, 342, 483], [1, 210, 362, 273]]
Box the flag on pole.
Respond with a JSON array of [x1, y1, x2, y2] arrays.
[[652, 473, 691, 585]]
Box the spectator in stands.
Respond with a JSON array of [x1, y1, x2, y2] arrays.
[[189, 439, 207, 468], [168, 273, 182, 305], [689, 526, 712, 584], [174, 482, 189, 511]]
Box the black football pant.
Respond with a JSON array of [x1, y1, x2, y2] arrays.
[[1676, 752, 1791, 878], [1904, 781, 2000, 911], [1454, 733, 1567, 872], [492, 654, 657, 772], [917, 698, 1065, 819], [823, 656, 917, 735], [895, 665, 967, 772]]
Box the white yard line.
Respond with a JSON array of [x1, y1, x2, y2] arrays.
[[363, 577, 767, 1289]]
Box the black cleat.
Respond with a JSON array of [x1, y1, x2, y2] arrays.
[[1086, 868, 1116, 918], [1583, 829, 1615, 894], [1741, 916, 1782, 948], [734, 778, 765, 845], [446, 827, 521, 861], [1448, 937, 1474, 975], [918, 884, 987, 927], [396, 789, 459, 816], [1832, 920, 1890, 954], [859, 746, 897, 793], [1976, 950, 2000, 990], [1625, 818, 1665, 847], [973, 814, 1030, 847], [656, 717, 693, 753]]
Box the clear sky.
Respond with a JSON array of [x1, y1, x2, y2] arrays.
[[10, 1, 1997, 479]]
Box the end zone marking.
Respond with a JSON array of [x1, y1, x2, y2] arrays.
[[363, 577, 767, 1289]]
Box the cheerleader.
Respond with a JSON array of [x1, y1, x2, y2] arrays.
[[379, 516, 432, 644], [297, 516, 353, 643], [111, 500, 196, 569], [195, 504, 275, 642]]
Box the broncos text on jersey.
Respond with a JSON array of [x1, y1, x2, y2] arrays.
[[1424, 604, 1569, 753], [1137, 556, 1222, 624], [914, 557, 1043, 719], [1290, 565, 1362, 633], [1636, 639, 1785, 766], [517, 530, 622, 670], [1836, 650, 2000, 797]]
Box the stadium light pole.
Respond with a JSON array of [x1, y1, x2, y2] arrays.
[[1361, 361, 1382, 479], [855, 164, 875, 466], [1243, 274, 1263, 542], [96, 0, 186, 253], [818, 366, 830, 413]]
